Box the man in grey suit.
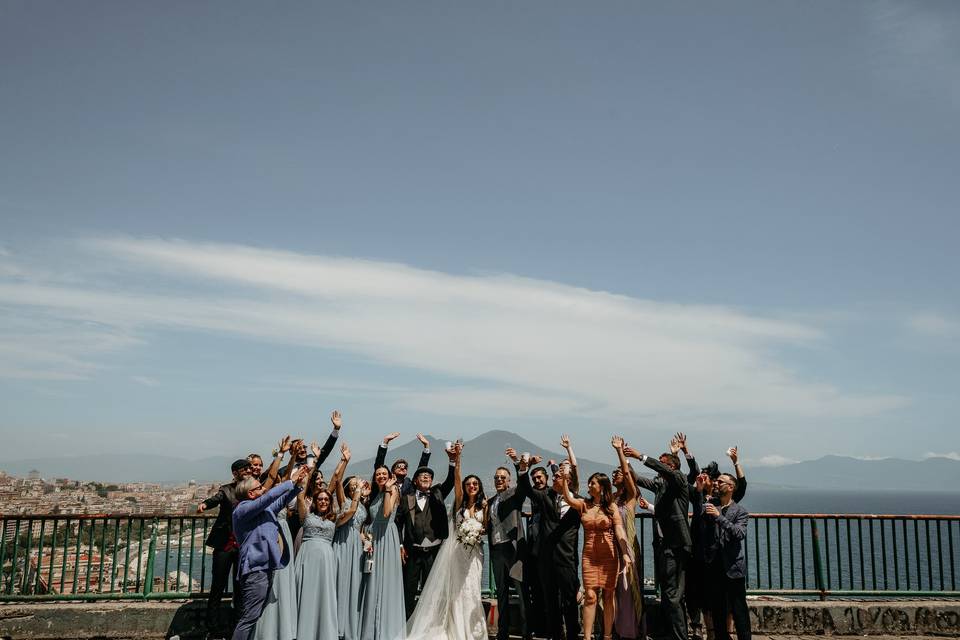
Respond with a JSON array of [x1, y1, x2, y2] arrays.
[[489, 450, 530, 640], [694, 472, 750, 640]]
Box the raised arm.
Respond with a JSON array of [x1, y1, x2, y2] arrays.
[[375, 432, 400, 470], [691, 473, 707, 518], [329, 443, 350, 489], [262, 435, 292, 491], [613, 436, 637, 502], [296, 471, 311, 522], [623, 446, 659, 492], [728, 446, 747, 502], [675, 432, 700, 484], [382, 474, 400, 517], [437, 443, 457, 500], [236, 474, 305, 527], [416, 433, 431, 470], [453, 443, 463, 511], [559, 469, 586, 513], [314, 410, 343, 467], [336, 480, 363, 526]]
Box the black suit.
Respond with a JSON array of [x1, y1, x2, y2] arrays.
[[518, 471, 581, 640], [395, 462, 455, 617], [488, 464, 527, 640], [634, 456, 691, 640], [201, 482, 241, 627]]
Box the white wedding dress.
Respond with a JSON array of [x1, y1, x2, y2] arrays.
[[406, 506, 486, 640]]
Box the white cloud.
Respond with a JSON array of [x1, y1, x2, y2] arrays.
[[753, 454, 799, 467], [0, 237, 909, 420], [131, 376, 159, 387], [924, 451, 960, 461]]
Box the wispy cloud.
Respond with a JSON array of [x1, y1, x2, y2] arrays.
[[131, 376, 159, 387], [752, 454, 799, 467], [0, 237, 909, 420], [924, 451, 960, 461]]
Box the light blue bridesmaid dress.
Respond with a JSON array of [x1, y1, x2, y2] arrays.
[[359, 493, 405, 640], [335, 498, 368, 640], [295, 512, 338, 640]]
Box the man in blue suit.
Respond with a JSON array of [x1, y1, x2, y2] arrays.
[[230, 465, 309, 640]]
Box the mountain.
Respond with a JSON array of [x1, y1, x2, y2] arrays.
[[746, 454, 960, 491], [2, 433, 958, 491]]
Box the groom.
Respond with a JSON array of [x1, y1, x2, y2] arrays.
[[396, 445, 457, 617]]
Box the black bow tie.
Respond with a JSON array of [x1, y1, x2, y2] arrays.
[[417, 491, 430, 499]]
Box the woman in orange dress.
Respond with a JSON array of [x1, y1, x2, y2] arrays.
[[560, 462, 632, 640]]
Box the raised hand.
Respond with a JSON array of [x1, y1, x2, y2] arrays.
[[331, 410, 343, 430], [637, 495, 650, 510], [623, 445, 642, 460], [385, 475, 397, 491], [727, 446, 739, 464], [560, 434, 571, 450], [669, 437, 681, 455], [675, 432, 687, 453], [416, 433, 429, 448], [528, 454, 542, 466], [505, 447, 519, 462], [695, 472, 708, 493], [340, 443, 351, 462], [295, 465, 311, 486], [278, 435, 292, 453], [383, 432, 400, 444], [611, 435, 624, 450], [310, 441, 321, 458]]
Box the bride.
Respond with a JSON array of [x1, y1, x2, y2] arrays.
[[406, 441, 487, 640]]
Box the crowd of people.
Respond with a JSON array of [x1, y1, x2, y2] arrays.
[[199, 411, 750, 640]]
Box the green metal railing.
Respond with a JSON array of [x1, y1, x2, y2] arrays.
[[635, 513, 959, 600], [2, 512, 958, 602]]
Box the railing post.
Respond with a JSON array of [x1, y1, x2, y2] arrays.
[[810, 518, 827, 600], [142, 519, 158, 597]]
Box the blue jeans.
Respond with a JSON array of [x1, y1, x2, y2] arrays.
[[231, 570, 272, 640]]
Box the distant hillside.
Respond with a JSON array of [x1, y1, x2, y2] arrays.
[[2, 433, 958, 492], [746, 454, 960, 491]]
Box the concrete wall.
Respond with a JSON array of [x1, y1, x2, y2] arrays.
[[1, 599, 958, 639]]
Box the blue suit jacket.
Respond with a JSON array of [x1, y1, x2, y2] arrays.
[[692, 492, 748, 579], [232, 480, 301, 578]]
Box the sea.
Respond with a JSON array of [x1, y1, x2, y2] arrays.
[[151, 489, 959, 594]]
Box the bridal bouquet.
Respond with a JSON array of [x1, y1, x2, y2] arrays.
[[456, 517, 483, 549]]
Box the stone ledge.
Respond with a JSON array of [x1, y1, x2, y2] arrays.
[[0, 599, 958, 639], [747, 600, 960, 636]]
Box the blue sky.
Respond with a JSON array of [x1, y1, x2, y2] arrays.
[[1, 1, 958, 466]]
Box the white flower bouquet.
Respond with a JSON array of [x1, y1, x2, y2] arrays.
[[456, 516, 484, 549]]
